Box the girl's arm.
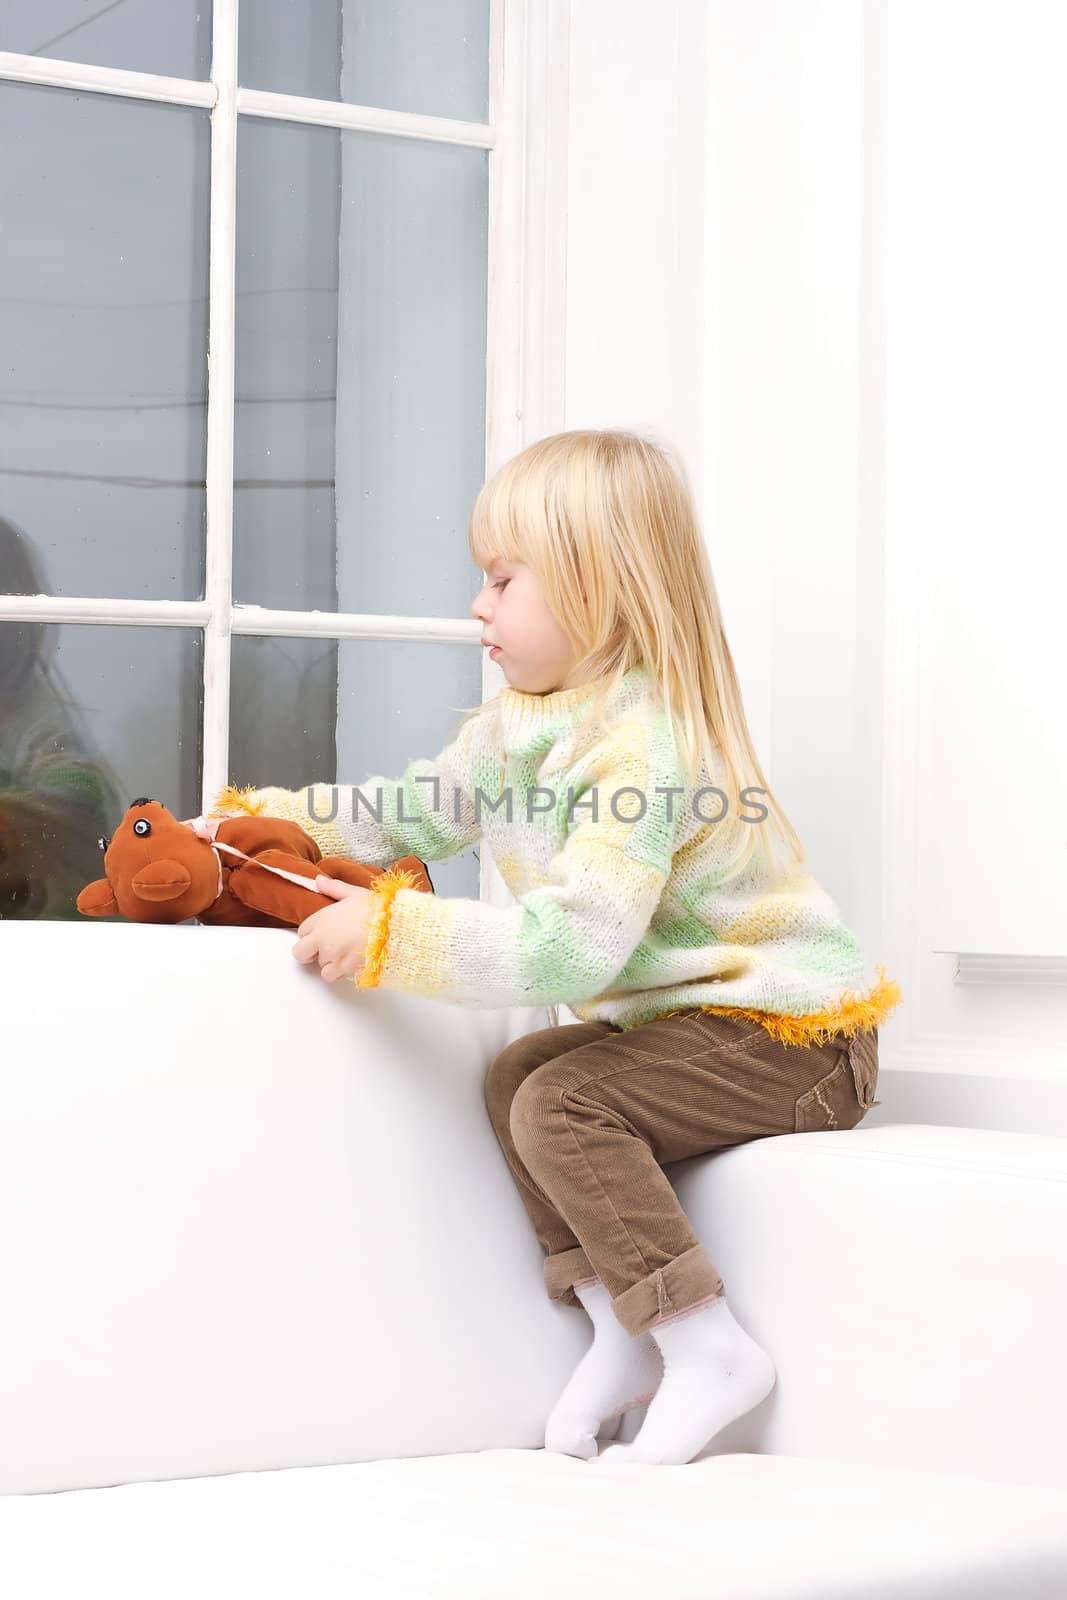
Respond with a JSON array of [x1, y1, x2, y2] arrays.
[[356, 739, 684, 1010], [206, 715, 483, 868]]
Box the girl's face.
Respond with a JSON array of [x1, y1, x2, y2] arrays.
[[471, 558, 586, 695]]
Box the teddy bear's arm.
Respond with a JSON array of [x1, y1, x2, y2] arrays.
[[227, 847, 334, 926], [217, 815, 321, 862]]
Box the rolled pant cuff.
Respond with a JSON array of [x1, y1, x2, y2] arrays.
[[610, 1244, 725, 1338], [544, 1245, 598, 1306]]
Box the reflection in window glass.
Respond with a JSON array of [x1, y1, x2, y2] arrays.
[[238, 0, 490, 123], [233, 116, 488, 619], [229, 634, 482, 900], [0, 542, 203, 922], [0, 2, 212, 81], [0, 83, 210, 601]]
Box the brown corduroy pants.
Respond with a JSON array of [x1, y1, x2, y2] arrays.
[[483, 1008, 880, 1338]]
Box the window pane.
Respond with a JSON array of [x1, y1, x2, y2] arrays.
[[238, 0, 489, 124], [233, 117, 488, 620], [0, 612, 203, 922], [0, 2, 212, 82], [228, 635, 482, 899], [0, 83, 210, 600]]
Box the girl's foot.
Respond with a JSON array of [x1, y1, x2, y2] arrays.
[[543, 1279, 664, 1461], [602, 1293, 776, 1465]]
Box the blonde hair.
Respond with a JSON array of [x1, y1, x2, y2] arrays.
[[456, 428, 807, 879]]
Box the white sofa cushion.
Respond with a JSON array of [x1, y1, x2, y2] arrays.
[[1, 1448, 1066, 1599]]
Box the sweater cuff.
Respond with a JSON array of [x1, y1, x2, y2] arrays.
[[356, 866, 433, 991]]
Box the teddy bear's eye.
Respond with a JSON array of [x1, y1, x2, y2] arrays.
[[133, 819, 151, 837], [97, 835, 110, 852]]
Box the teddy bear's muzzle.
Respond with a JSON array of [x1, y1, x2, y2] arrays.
[[130, 860, 194, 902]]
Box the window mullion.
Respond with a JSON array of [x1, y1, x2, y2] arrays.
[[0, 50, 216, 108], [236, 86, 492, 148], [202, 0, 239, 812], [231, 608, 481, 643], [0, 595, 483, 640], [0, 597, 211, 626]]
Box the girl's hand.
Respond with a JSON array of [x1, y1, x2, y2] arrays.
[[292, 876, 374, 983]]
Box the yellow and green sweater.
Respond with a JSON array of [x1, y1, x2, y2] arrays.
[[209, 663, 902, 1047]]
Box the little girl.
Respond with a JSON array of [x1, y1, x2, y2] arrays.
[[205, 429, 902, 1467]]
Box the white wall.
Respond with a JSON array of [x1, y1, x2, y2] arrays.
[[565, 0, 868, 901], [559, 0, 1067, 1076]]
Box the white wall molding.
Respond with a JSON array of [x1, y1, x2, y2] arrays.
[[939, 954, 1067, 989]]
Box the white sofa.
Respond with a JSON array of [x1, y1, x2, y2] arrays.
[[2, 921, 1066, 1599]]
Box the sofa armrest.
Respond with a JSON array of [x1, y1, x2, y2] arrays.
[[0, 921, 557, 1494]]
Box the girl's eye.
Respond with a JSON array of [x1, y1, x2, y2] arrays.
[[493, 580, 508, 590]]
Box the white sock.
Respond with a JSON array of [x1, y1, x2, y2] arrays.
[[543, 1279, 664, 1461], [601, 1294, 776, 1466]]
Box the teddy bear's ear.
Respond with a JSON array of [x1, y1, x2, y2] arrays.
[[76, 879, 119, 917]]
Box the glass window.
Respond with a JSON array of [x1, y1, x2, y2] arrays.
[[0, 82, 210, 601], [238, 0, 490, 124], [1, 8, 495, 922], [0, 2, 212, 84], [228, 634, 482, 899], [0, 610, 203, 922], [233, 116, 488, 620]]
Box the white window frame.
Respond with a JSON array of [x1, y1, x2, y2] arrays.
[[0, 0, 570, 913]]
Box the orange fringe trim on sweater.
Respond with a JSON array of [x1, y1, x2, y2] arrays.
[[209, 784, 265, 818], [356, 865, 424, 990], [639, 966, 904, 1047]]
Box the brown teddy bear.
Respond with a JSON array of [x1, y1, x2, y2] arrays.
[[76, 797, 433, 928]]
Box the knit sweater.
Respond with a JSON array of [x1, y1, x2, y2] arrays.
[[208, 662, 902, 1046]]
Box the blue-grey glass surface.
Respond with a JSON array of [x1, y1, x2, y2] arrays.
[[0, 613, 203, 922], [238, 0, 489, 123], [0, 2, 212, 81], [233, 116, 488, 620], [0, 82, 210, 600], [228, 634, 482, 899]]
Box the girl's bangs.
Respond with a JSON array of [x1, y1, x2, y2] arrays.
[[470, 480, 515, 570]]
